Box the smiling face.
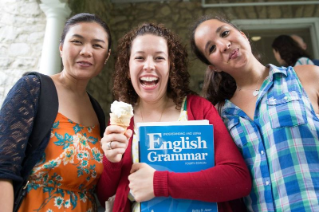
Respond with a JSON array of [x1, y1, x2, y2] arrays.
[[59, 21, 110, 80], [194, 19, 252, 74], [129, 34, 170, 103]]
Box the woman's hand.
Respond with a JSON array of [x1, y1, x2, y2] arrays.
[[128, 163, 156, 202], [101, 125, 132, 163]]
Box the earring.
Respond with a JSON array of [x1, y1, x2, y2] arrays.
[[104, 59, 108, 64]]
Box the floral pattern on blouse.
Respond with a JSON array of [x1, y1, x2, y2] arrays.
[[18, 113, 104, 212]]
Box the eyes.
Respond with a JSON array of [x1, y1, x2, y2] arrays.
[[70, 40, 104, 49], [134, 56, 166, 61], [208, 30, 230, 54]]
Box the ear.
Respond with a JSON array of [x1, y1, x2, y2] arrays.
[[59, 43, 63, 57], [104, 49, 111, 64], [208, 65, 221, 73], [240, 31, 248, 40]]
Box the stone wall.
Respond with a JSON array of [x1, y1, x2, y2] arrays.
[[0, 0, 46, 106]]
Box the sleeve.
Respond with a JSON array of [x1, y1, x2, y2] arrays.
[[295, 57, 314, 66], [97, 119, 135, 207], [96, 156, 123, 206], [0, 75, 40, 182], [153, 96, 252, 202]]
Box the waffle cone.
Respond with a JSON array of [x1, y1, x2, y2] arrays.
[[109, 113, 131, 129]]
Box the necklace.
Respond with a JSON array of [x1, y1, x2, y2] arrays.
[[236, 73, 264, 97], [237, 87, 260, 97], [140, 101, 167, 122]]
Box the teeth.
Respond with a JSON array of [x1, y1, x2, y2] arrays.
[[140, 77, 158, 82]]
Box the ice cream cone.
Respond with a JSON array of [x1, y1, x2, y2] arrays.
[[109, 101, 134, 131], [109, 113, 131, 130]]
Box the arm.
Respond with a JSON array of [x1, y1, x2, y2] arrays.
[[0, 76, 40, 205], [294, 65, 319, 114], [0, 180, 14, 212], [96, 156, 123, 205], [153, 96, 251, 202], [97, 125, 133, 205]]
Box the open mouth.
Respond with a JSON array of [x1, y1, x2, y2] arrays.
[[140, 76, 159, 88]]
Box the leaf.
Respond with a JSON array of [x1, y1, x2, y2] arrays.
[[43, 186, 54, 195], [52, 121, 60, 129], [88, 136, 98, 144], [70, 192, 78, 209]]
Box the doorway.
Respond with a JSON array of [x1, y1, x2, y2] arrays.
[[245, 28, 314, 66], [232, 18, 319, 65]]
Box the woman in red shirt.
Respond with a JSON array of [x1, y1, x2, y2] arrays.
[[97, 23, 251, 212]]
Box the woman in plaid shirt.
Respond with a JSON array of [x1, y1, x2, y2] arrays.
[[191, 15, 319, 212]]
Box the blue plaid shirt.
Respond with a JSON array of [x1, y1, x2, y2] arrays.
[[222, 64, 319, 212]]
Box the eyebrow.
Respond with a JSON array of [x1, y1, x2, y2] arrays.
[[204, 25, 226, 53], [71, 34, 106, 43], [133, 51, 167, 55]]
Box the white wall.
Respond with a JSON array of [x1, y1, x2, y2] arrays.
[[0, 0, 46, 106]]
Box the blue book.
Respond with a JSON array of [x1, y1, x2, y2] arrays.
[[136, 121, 218, 212]]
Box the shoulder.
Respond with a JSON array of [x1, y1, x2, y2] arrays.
[[295, 57, 314, 66], [187, 95, 212, 106], [187, 95, 214, 111], [187, 95, 219, 121], [5, 75, 41, 102], [294, 65, 319, 81], [18, 74, 41, 88], [293, 64, 319, 95]]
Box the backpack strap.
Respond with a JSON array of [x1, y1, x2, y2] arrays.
[[26, 72, 58, 156], [88, 93, 106, 137]]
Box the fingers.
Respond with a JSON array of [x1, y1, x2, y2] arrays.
[[105, 125, 124, 135], [130, 163, 143, 174], [128, 163, 155, 202], [124, 129, 133, 139], [101, 125, 132, 163]]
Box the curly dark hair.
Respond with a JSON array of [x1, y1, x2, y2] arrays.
[[113, 23, 195, 109], [272, 35, 312, 66], [190, 15, 239, 112]]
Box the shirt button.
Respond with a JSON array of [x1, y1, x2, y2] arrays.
[[261, 151, 264, 155], [266, 181, 270, 185]]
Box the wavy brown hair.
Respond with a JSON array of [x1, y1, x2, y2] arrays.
[[190, 15, 239, 113], [113, 23, 195, 109], [272, 35, 312, 66]]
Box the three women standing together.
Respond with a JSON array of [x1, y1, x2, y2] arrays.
[[1, 12, 318, 212]]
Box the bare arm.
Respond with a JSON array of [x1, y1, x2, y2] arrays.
[[0, 180, 14, 212], [294, 65, 319, 114]]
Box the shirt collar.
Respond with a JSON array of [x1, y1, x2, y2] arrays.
[[267, 64, 288, 82], [222, 64, 289, 119]]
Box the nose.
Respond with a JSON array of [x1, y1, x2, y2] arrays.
[[217, 40, 231, 52], [143, 57, 155, 71], [80, 45, 93, 57]]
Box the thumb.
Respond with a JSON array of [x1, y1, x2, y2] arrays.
[[125, 129, 133, 139], [130, 163, 142, 174]]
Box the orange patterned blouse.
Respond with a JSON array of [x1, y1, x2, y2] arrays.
[[18, 113, 104, 212]]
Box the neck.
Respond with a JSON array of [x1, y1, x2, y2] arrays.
[[234, 62, 268, 89], [135, 96, 169, 122], [55, 72, 88, 96]]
